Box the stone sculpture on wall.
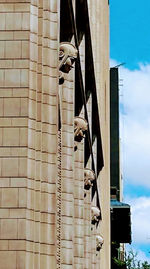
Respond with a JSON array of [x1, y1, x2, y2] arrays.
[[59, 42, 78, 84], [84, 168, 95, 190], [96, 235, 104, 251], [91, 206, 101, 225], [74, 116, 88, 151]]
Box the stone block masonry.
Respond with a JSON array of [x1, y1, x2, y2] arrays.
[[0, 1, 110, 269]]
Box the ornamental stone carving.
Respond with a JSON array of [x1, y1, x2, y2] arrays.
[[84, 168, 95, 190], [74, 116, 88, 142], [74, 117, 88, 151], [96, 235, 104, 251], [91, 206, 101, 225], [59, 42, 78, 84]]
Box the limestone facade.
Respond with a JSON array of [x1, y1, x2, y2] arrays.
[[0, 0, 110, 269]]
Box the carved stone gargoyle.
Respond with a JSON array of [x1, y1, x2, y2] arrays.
[[84, 168, 95, 190], [74, 116, 88, 142], [74, 117, 88, 151], [59, 42, 78, 84], [96, 235, 104, 251], [91, 206, 101, 225]]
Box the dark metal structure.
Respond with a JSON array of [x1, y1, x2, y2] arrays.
[[110, 68, 131, 269]]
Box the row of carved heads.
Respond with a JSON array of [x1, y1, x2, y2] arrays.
[[92, 207, 104, 251], [59, 43, 104, 253], [73, 106, 103, 252], [59, 42, 78, 84], [74, 118, 95, 190]]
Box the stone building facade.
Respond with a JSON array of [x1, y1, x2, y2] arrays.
[[0, 0, 110, 268]]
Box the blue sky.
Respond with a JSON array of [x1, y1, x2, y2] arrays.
[[124, 183, 150, 198], [110, 0, 150, 70], [110, 0, 150, 262]]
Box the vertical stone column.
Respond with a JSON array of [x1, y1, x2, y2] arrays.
[[0, 1, 29, 268], [27, 0, 59, 267], [84, 190, 92, 269], [74, 142, 84, 269], [87, 1, 110, 269], [33, 1, 43, 267], [60, 70, 75, 268], [26, 2, 38, 267], [0, 1, 59, 268], [91, 225, 97, 269], [73, 37, 85, 269], [39, 0, 58, 268]]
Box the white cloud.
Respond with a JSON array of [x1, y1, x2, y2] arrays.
[[110, 60, 150, 262], [110, 59, 150, 188], [125, 196, 150, 245]]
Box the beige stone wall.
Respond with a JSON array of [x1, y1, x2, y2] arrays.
[[27, 1, 58, 268], [0, 1, 59, 268], [59, 57, 75, 268], [0, 1, 30, 268], [0, 0, 110, 269], [88, 1, 110, 269]]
